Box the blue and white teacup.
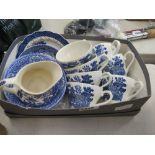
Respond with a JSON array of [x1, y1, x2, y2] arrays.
[[67, 82, 113, 108], [64, 53, 110, 74], [0, 61, 65, 105], [102, 51, 135, 75], [67, 70, 104, 85], [101, 72, 144, 103], [92, 40, 121, 57], [56, 40, 93, 68]]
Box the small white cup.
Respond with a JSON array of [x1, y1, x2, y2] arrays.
[[56, 40, 93, 68], [101, 72, 144, 102], [65, 53, 110, 74], [67, 70, 103, 85], [67, 82, 113, 108]]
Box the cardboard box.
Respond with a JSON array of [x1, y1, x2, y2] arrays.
[[0, 35, 151, 117]]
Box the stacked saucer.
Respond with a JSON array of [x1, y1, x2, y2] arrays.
[[0, 31, 68, 110]]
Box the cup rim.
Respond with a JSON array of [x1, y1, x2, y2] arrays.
[[17, 61, 63, 95], [56, 40, 92, 63]]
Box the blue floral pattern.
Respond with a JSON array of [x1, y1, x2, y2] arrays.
[[80, 61, 98, 72], [65, 55, 107, 74], [67, 84, 94, 108], [65, 69, 78, 74], [104, 55, 126, 75], [62, 62, 79, 68], [79, 54, 93, 64], [16, 77, 60, 105], [93, 44, 108, 56], [67, 74, 93, 84], [103, 77, 126, 101], [0, 80, 6, 86]]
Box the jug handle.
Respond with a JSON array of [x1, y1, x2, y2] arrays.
[[124, 51, 135, 73], [111, 40, 121, 54]]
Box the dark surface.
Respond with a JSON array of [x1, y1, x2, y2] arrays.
[[0, 19, 41, 62], [6, 109, 140, 118]]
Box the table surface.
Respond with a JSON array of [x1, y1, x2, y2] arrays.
[[1, 20, 155, 135], [40, 19, 155, 64], [41, 19, 155, 55]]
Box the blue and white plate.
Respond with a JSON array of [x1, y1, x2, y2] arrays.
[[3, 53, 66, 110], [18, 44, 58, 58], [17, 31, 69, 58]]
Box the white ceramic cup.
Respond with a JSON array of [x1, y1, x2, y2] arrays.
[[103, 51, 135, 75], [101, 72, 144, 102], [67, 82, 113, 108], [56, 40, 93, 68], [92, 40, 121, 56], [0, 61, 64, 105], [65, 53, 110, 74], [67, 70, 104, 85]]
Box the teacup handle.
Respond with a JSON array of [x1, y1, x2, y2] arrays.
[[100, 72, 113, 88], [92, 90, 113, 107], [98, 55, 110, 71], [124, 51, 135, 73], [0, 77, 18, 94], [126, 81, 144, 101], [111, 40, 121, 54]]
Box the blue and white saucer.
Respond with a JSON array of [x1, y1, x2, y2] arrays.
[[3, 53, 66, 110], [17, 31, 69, 58], [18, 44, 58, 58]]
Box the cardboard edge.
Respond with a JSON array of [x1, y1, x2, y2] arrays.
[[127, 41, 151, 96], [5, 109, 140, 118], [0, 35, 151, 117]]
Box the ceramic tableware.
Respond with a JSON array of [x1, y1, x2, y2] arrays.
[[0, 61, 65, 105], [67, 70, 103, 85], [18, 44, 58, 58], [64, 53, 110, 74], [102, 51, 135, 75], [2, 54, 66, 109], [100, 72, 144, 103], [67, 82, 113, 108], [56, 40, 94, 68], [17, 31, 69, 58], [92, 40, 121, 56]]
